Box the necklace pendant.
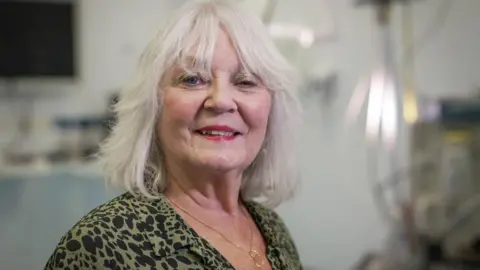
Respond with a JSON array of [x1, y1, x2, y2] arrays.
[[249, 250, 265, 268]]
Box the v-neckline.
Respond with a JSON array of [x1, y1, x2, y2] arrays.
[[162, 195, 277, 269]]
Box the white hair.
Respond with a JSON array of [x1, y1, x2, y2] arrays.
[[98, 0, 302, 207]]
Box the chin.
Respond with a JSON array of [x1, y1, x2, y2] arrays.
[[194, 153, 247, 173]]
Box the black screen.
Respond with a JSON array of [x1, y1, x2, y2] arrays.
[[0, 1, 76, 78]]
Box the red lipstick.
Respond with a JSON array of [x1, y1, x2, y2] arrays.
[[195, 125, 240, 141]]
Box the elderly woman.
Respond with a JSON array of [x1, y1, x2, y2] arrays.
[[46, 0, 302, 269]]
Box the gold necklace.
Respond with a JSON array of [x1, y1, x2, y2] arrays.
[[166, 197, 266, 268]]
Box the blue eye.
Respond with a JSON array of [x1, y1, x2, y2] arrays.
[[182, 75, 203, 86], [180, 75, 204, 86]]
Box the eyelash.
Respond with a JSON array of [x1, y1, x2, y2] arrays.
[[234, 77, 257, 88], [176, 74, 206, 87]]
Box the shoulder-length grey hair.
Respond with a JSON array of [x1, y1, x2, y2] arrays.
[[99, 0, 302, 207]]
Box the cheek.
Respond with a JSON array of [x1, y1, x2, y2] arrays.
[[240, 94, 271, 164], [162, 91, 193, 120], [246, 94, 271, 130], [157, 90, 200, 139], [241, 93, 271, 139]]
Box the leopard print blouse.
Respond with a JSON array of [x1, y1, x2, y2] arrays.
[[45, 193, 302, 269]]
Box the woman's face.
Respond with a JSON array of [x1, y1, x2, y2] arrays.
[[158, 29, 271, 174]]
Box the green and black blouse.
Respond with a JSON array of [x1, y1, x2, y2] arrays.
[[45, 193, 302, 269]]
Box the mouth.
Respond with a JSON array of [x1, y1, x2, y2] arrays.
[[194, 126, 242, 141]]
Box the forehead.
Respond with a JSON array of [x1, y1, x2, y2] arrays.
[[210, 29, 240, 70], [175, 28, 245, 73]]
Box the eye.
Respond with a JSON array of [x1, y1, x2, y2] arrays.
[[176, 73, 207, 87], [234, 73, 258, 89], [235, 79, 257, 88]]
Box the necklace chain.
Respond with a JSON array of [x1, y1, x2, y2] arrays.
[[166, 197, 266, 268]]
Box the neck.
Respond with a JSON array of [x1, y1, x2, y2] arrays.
[[164, 161, 244, 215]]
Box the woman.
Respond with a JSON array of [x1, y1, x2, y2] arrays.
[[46, 0, 302, 269]]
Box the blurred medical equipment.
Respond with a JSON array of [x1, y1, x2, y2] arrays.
[[410, 100, 480, 269], [258, 0, 336, 48], [348, 0, 480, 269]]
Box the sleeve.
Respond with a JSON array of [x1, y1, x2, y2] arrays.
[[45, 247, 88, 270], [44, 227, 100, 270]]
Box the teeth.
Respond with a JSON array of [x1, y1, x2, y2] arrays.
[[199, 130, 235, 136]]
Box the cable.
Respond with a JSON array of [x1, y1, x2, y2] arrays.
[[417, 0, 453, 54], [403, 0, 454, 64], [401, 0, 454, 124]]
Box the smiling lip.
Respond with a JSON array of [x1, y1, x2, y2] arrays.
[[195, 125, 240, 141]]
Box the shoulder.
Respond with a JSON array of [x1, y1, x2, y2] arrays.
[[45, 193, 161, 269], [245, 200, 287, 230]]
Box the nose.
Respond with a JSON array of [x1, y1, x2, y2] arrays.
[[203, 78, 237, 113]]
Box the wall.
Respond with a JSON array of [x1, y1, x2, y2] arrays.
[[1, 0, 480, 269]]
